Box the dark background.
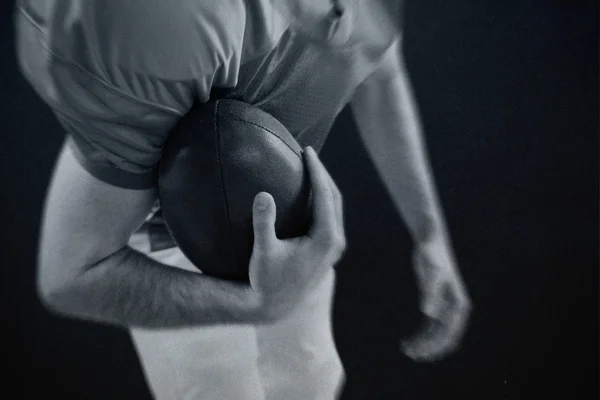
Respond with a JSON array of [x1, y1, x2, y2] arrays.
[[1, 1, 598, 399]]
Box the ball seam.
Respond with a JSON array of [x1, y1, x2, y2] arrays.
[[224, 117, 303, 160], [215, 100, 242, 277]]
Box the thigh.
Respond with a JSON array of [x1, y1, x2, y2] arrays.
[[131, 324, 264, 400], [128, 231, 265, 400], [255, 269, 345, 400]]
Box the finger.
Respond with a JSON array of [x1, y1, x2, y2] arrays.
[[427, 327, 458, 359], [252, 192, 277, 253], [402, 308, 453, 360], [401, 323, 439, 361], [401, 319, 450, 362], [328, 174, 346, 242], [312, 150, 346, 254], [403, 275, 472, 361], [414, 307, 462, 358], [311, 155, 344, 233], [304, 147, 337, 247], [436, 279, 471, 338], [403, 301, 470, 361], [441, 296, 471, 350]]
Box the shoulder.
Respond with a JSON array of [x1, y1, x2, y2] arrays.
[[348, 0, 405, 50]]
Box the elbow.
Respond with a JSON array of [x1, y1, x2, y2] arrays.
[[36, 285, 65, 316], [35, 261, 82, 316], [36, 275, 69, 316]]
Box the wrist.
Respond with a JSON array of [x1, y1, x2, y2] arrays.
[[207, 281, 264, 324], [414, 218, 447, 246], [414, 231, 457, 271], [244, 289, 292, 325]]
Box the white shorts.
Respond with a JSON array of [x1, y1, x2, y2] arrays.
[[127, 231, 345, 400]]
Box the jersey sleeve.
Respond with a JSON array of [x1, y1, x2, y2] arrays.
[[14, 0, 244, 189]]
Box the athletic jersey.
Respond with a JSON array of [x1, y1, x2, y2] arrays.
[[15, 0, 404, 251]]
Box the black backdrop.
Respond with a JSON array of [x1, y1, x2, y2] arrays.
[[1, 1, 598, 399]]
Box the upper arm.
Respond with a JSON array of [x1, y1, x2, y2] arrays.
[[350, 37, 411, 134], [24, 47, 184, 292], [37, 140, 158, 293], [351, 35, 406, 106]]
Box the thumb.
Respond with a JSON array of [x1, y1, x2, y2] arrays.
[[252, 192, 277, 252]]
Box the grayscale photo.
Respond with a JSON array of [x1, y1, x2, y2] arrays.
[[2, 1, 597, 399]]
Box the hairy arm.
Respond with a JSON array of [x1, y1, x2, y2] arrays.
[[38, 140, 260, 328]]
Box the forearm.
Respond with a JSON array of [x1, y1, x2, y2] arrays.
[[45, 246, 260, 328], [352, 62, 450, 244]]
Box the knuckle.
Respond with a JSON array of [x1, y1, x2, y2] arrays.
[[312, 229, 346, 259], [253, 219, 272, 232], [339, 232, 347, 248], [312, 238, 333, 260], [335, 236, 347, 256], [253, 220, 266, 230], [327, 234, 346, 258], [319, 233, 337, 253], [339, 240, 347, 257]]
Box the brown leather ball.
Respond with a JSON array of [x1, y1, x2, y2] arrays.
[[158, 99, 312, 281]]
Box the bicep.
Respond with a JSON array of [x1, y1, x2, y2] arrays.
[[37, 138, 157, 292]]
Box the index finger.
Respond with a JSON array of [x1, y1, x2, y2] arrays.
[[303, 147, 337, 246]]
